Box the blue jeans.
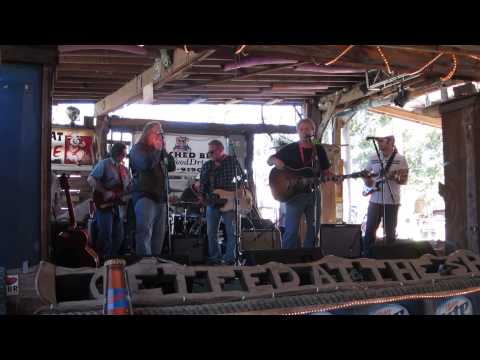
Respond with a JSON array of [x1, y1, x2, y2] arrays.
[[95, 206, 123, 257], [283, 192, 318, 249], [206, 206, 235, 263], [134, 197, 167, 256], [363, 202, 400, 257]]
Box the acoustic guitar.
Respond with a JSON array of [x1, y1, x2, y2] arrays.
[[269, 166, 368, 203], [54, 174, 99, 268], [205, 188, 253, 215]]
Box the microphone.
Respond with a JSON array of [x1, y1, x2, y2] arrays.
[[366, 136, 382, 141]]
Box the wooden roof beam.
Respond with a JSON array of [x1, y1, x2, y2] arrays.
[[57, 63, 150, 73], [59, 55, 154, 66], [94, 48, 215, 116], [368, 106, 441, 128], [371, 45, 480, 58], [156, 61, 310, 96]]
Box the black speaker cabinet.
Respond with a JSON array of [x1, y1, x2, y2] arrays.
[[371, 240, 435, 259], [242, 248, 324, 265], [241, 229, 281, 250], [320, 224, 362, 258]]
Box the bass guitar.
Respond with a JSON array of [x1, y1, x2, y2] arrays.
[[269, 166, 369, 203], [362, 169, 408, 196], [54, 174, 99, 268]]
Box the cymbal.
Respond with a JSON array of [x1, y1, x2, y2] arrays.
[[172, 201, 201, 208], [169, 188, 184, 192]]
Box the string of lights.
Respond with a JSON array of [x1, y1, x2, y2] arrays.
[[376, 46, 393, 75], [407, 52, 445, 76], [279, 286, 480, 315], [235, 45, 247, 55], [440, 54, 458, 82], [324, 45, 355, 66]]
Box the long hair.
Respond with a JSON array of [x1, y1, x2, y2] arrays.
[[137, 121, 163, 144]]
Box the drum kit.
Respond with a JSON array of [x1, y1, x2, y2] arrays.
[[168, 197, 205, 239]]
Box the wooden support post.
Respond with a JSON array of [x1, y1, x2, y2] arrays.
[[305, 98, 323, 132], [305, 98, 342, 224], [317, 92, 342, 140], [440, 94, 480, 253], [94, 115, 109, 160], [41, 65, 55, 261], [333, 117, 344, 223], [463, 109, 480, 253], [244, 132, 257, 211]]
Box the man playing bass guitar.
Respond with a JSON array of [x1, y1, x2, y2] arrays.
[[87, 143, 131, 258], [267, 118, 333, 249], [361, 135, 409, 256]]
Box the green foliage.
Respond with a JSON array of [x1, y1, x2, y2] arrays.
[[347, 110, 443, 196], [402, 130, 443, 193], [348, 111, 393, 168], [272, 134, 294, 149]]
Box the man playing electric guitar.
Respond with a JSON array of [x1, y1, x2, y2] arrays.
[[267, 118, 333, 249], [199, 139, 249, 265], [361, 135, 409, 257], [87, 143, 131, 258]]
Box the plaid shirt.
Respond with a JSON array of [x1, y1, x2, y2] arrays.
[[200, 155, 246, 195]]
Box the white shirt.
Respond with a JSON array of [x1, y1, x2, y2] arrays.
[[363, 151, 408, 205]]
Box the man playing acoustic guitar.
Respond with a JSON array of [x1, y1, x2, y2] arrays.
[[87, 143, 131, 258], [362, 135, 409, 257], [199, 140, 250, 265], [267, 118, 333, 249]]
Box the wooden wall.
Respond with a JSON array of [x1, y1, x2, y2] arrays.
[[440, 94, 480, 253]]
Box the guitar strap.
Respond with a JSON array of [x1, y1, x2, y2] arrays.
[[382, 147, 398, 175], [117, 161, 124, 190], [208, 162, 216, 193]]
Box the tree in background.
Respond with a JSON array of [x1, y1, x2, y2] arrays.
[[346, 110, 444, 216]]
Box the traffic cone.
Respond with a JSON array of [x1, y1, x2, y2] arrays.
[[103, 259, 133, 315]]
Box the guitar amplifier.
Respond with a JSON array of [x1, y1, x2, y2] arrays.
[[241, 229, 281, 250], [320, 224, 362, 258]]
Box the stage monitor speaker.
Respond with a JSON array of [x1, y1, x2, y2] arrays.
[[371, 240, 435, 259], [241, 229, 281, 250], [320, 224, 362, 258], [242, 248, 324, 266]]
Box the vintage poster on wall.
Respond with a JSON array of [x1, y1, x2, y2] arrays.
[[51, 128, 95, 170], [164, 133, 227, 177]]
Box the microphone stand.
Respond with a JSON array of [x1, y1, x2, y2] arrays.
[[163, 149, 173, 256], [368, 139, 397, 245], [310, 138, 323, 254], [229, 144, 243, 266]]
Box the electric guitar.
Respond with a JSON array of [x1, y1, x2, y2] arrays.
[[362, 169, 408, 196], [54, 174, 99, 268], [269, 166, 369, 203], [204, 188, 253, 214], [93, 185, 131, 210]]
